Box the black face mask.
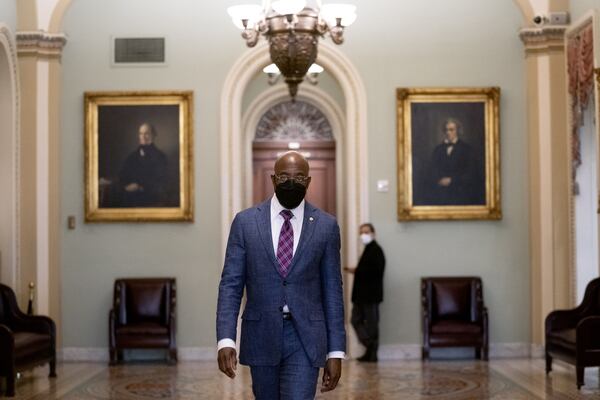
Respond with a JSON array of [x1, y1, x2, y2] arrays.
[[275, 180, 307, 209]]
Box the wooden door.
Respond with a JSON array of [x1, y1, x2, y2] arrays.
[[253, 141, 336, 215]]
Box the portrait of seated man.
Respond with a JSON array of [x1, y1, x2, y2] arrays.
[[427, 118, 485, 206], [118, 123, 169, 208]]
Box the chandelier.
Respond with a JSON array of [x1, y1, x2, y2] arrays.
[[227, 0, 357, 99]]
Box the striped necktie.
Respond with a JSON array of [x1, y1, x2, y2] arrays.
[[276, 210, 294, 277]]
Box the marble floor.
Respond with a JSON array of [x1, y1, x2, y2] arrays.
[[3, 359, 600, 399]]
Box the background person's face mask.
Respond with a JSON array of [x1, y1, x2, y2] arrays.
[[360, 233, 373, 245]]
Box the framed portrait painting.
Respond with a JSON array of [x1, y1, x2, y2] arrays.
[[396, 87, 501, 221], [85, 91, 194, 222]]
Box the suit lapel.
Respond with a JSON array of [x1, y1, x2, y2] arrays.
[[288, 202, 318, 276], [255, 200, 281, 275]]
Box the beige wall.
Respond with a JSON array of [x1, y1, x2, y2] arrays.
[[0, 0, 17, 32], [59, 0, 529, 351]]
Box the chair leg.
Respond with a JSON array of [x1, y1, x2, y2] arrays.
[[49, 355, 57, 377], [6, 370, 16, 397], [168, 349, 178, 365], [117, 350, 124, 363], [482, 345, 489, 361], [545, 353, 552, 374], [422, 346, 429, 360], [576, 366, 584, 389], [109, 348, 117, 366]]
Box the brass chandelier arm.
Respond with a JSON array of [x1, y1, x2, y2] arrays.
[[242, 29, 260, 47]]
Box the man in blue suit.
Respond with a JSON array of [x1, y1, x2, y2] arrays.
[[216, 151, 346, 399]]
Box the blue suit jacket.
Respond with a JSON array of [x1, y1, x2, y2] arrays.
[[216, 199, 346, 367]]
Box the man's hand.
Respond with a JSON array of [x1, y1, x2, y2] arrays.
[[438, 177, 452, 187], [217, 348, 237, 379], [321, 358, 342, 393]]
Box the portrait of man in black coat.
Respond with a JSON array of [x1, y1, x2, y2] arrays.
[[344, 223, 385, 362], [430, 118, 483, 205], [118, 123, 169, 207], [410, 102, 487, 208]]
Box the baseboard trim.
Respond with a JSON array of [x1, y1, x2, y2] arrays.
[[60, 343, 544, 362], [378, 342, 544, 360], [59, 347, 216, 362]]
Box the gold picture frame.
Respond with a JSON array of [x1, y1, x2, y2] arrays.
[[396, 87, 501, 221], [85, 91, 194, 222]]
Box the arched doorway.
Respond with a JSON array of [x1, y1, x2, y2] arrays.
[[0, 24, 20, 293], [252, 100, 337, 215], [222, 42, 368, 357]]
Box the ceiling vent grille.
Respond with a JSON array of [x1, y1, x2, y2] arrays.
[[113, 37, 165, 64]]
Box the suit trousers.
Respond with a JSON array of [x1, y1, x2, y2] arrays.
[[351, 303, 380, 351], [250, 319, 320, 400]]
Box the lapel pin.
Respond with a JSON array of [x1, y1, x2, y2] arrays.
[[309, 217, 314, 222]]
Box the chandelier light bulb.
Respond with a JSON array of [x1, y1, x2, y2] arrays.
[[320, 4, 357, 27], [227, 4, 263, 29], [307, 63, 324, 74], [271, 0, 307, 16], [263, 63, 281, 74]]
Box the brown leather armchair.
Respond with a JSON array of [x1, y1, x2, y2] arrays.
[[421, 277, 488, 360], [109, 278, 177, 365], [0, 283, 56, 397], [545, 277, 600, 389]]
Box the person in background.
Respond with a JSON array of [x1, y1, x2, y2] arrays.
[[345, 223, 385, 362]]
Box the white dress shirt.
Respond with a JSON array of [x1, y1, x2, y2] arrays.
[[218, 195, 345, 360]]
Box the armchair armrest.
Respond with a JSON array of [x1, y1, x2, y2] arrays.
[[576, 316, 600, 351], [422, 310, 431, 336], [12, 315, 56, 338], [545, 308, 582, 334], [0, 323, 14, 345]]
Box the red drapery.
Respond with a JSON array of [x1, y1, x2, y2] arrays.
[[567, 24, 594, 192]]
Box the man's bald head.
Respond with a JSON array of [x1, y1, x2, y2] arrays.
[[274, 151, 310, 176]]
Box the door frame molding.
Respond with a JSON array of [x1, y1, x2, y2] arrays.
[[242, 84, 346, 220]]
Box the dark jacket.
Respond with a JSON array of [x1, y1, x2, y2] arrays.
[[119, 144, 168, 207], [351, 241, 385, 304], [430, 139, 484, 205]]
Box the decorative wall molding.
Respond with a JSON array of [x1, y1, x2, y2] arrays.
[[60, 343, 543, 362], [0, 24, 21, 299], [519, 26, 567, 54], [16, 30, 67, 58], [255, 100, 334, 142], [379, 343, 543, 360]]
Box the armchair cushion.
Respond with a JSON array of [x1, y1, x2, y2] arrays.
[[116, 322, 168, 336], [14, 332, 52, 362], [126, 282, 165, 324], [547, 329, 576, 351], [431, 320, 482, 335], [433, 281, 471, 320]]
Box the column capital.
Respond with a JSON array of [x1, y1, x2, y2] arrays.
[[16, 30, 67, 59], [519, 26, 567, 55]]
